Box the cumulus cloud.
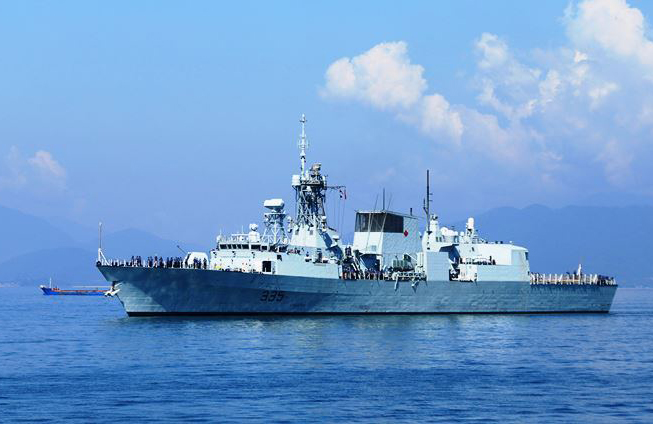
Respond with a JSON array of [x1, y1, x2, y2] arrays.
[[322, 38, 544, 165], [588, 81, 619, 109], [476, 33, 509, 69], [539, 70, 562, 106], [321, 0, 653, 192], [28, 150, 66, 180], [418, 94, 464, 140], [475, 33, 541, 86], [322, 41, 427, 109], [0, 147, 67, 191], [322, 41, 463, 140], [566, 0, 653, 71]]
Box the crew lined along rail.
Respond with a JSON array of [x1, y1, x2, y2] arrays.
[[530, 273, 616, 286], [98, 256, 428, 281], [341, 270, 426, 281], [99, 256, 208, 269]]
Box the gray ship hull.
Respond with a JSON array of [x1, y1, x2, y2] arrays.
[[98, 266, 617, 316]]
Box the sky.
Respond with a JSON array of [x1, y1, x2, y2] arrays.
[[1, 0, 653, 245]]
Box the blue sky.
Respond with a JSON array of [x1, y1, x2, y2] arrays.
[[1, 0, 652, 244]]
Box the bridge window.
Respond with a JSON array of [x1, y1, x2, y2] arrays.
[[355, 213, 370, 232], [355, 212, 403, 233]]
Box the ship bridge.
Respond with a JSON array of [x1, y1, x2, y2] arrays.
[[353, 210, 421, 270]]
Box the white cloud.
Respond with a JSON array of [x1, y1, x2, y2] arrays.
[[322, 41, 427, 109], [28, 150, 66, 180], [476, 78, 537, 121], [539, 70, 561, 106], [566, 0, 653, 70], [0, 147, 67, 191], [418, 94, 464, 140], [476, 33, 509, 69], [588, 81, 619, 109], [323, 41, 463, 141], [477, 79, 513, 117], [473, 34, 546, 124], [321, 0, 653, 192], [574, 50, 589, 63], [322, 40, 544, 166], [467, 0, 653, 180], [475, 33, 541, 86]]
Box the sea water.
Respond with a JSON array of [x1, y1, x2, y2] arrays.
[[1, 287, 652, 422]]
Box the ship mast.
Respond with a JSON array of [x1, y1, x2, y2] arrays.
[[292, 114, 327, 229], [289, 115, 345, 251], [299, 114, 308, 177]]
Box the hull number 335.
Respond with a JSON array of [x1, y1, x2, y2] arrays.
[[260, 290, 285, 302]]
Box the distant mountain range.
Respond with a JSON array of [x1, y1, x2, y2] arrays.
[[0, 203, 650, 286], [455, 204, 652, 287], [0, 205, 75, 262], [0, 205, 201, 285]]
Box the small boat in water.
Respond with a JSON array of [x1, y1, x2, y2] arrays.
[[40, 279, 108, 296]]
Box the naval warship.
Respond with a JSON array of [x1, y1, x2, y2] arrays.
[[98, 115, 617, 316]]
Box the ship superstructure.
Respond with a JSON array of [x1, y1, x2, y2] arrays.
[[98, 115, 617, 316]]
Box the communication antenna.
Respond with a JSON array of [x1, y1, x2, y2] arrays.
[[97, 221, 107, 265], [423, 170, 432, 234], [365, 194, 379, 249], [378, 194, 393, 237], [298, 114, 308, 176]]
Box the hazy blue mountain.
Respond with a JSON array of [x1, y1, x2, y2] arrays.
[[461, 204, 653, 286], [83, 228, 202, 260], [45, 216, 97, 243], [0, 228, 205, 285], [0, 205, 75, 263], [0, 247, 103, 285], [0, 204, 204, 285]]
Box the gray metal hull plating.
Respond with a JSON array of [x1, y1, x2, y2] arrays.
[[98, 266, 617, 316]]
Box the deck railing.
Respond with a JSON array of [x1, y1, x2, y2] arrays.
[[530, 273, 616, 286], [98, 257, 208, 270]]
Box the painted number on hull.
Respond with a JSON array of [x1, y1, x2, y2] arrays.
[[260, 290, 284, 302]]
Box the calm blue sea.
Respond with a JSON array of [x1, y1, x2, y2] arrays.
[[1, 287, 652, 423]]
